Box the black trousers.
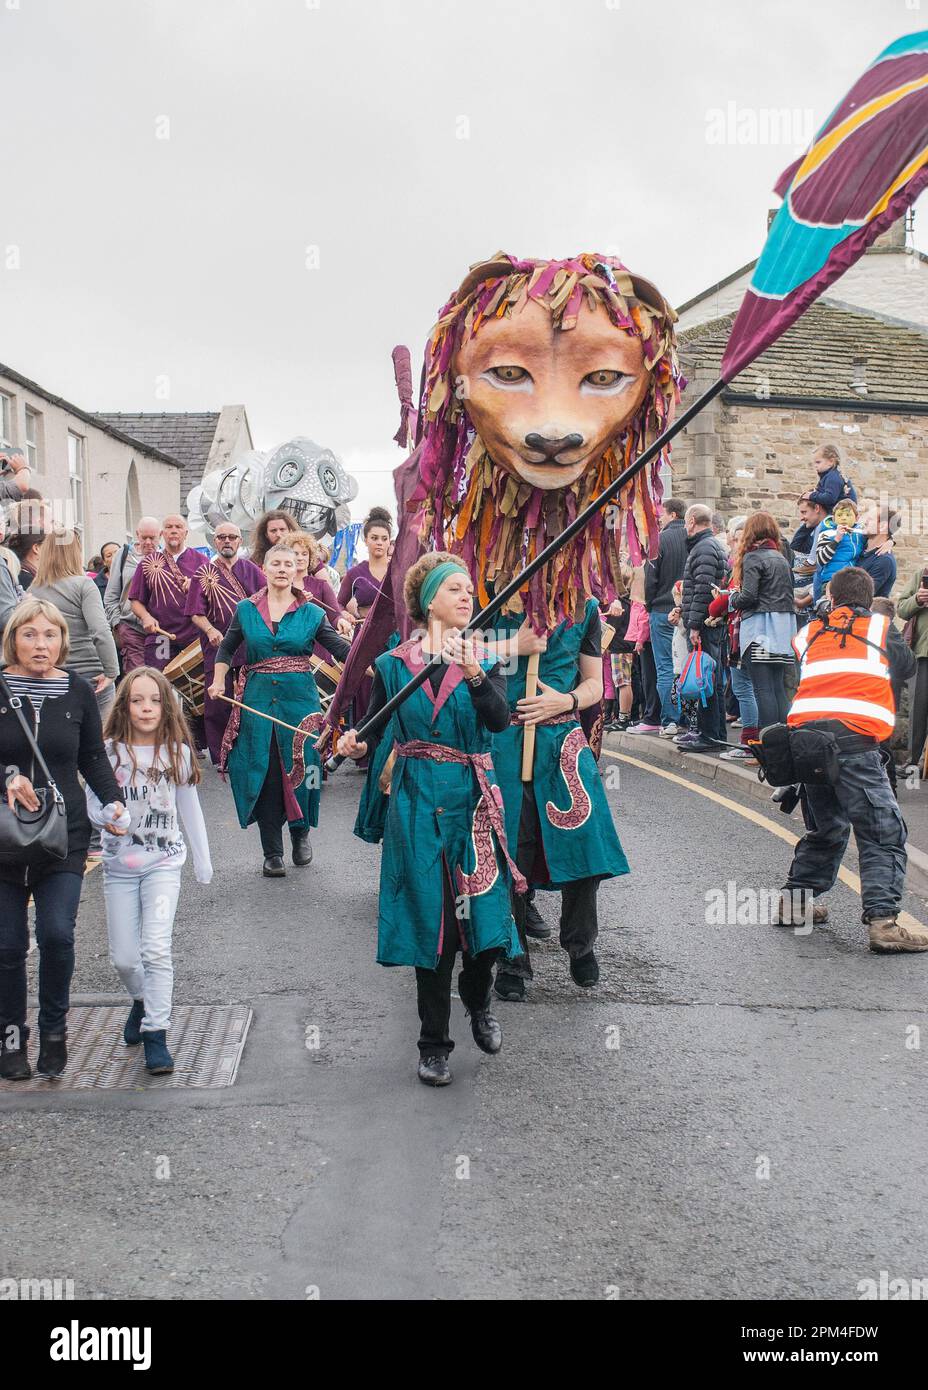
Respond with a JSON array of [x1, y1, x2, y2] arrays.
[[910, 657, 928, 765], [694, 627, 727, 742], [415, 865, 499, 1056], [254, 757, 304, 857], [499, 785, 599, 982]]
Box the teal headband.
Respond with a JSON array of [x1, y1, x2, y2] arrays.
[[419, 561, 470, 614]]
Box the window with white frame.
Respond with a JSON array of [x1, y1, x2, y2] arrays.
[[0, 391, 13, 448], [68, 431, 86, 529], [24, 406, 43, 472]]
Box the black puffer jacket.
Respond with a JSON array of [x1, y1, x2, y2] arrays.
[[645, 519, 687, 612], [729, 546, 795, 615], [682, 529, 726, 631]]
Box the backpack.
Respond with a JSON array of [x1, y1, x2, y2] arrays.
[[679, 640, 717, 706]]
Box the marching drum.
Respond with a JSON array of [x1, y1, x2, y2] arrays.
[[308, 654, 343, 713], [164, 641, 206, 718]]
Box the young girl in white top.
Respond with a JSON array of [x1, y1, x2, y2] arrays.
[[86, 667, 213, 1075]]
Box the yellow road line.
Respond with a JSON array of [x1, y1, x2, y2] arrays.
[[602, 748, 925, 931]]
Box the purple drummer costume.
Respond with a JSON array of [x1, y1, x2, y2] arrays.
[[304, 567, 347, 663], [185, 555, 266, 763], [338, 560, 387, 726], [127, 547, 203, 670]]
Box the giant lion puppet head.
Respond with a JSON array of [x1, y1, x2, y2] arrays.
[[409, 251, 684, 630]]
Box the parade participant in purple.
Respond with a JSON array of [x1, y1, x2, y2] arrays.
[[290, 532, 355, 679], [249, 510, 301, 568], [185, 522, 265, 764], [338, 507, 392, 734], [127, 515, 203, 670]]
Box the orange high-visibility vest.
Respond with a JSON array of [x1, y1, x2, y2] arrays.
[[788, 607, 895, 739]]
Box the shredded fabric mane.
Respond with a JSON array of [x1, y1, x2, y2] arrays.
[[407, 251, 685, 630]]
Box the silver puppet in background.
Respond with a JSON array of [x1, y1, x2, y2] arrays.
[[187, 438, 359, 547]]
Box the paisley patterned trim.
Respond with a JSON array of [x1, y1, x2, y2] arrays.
[[290, 711, 325, 789], [545, 726, 593, 830], [455, 785, 505, 899]]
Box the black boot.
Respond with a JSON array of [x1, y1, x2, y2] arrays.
[[0, 1023, 31, 1080], [524, 891, 551, 940], [291, 831, 313, 867], [37, 1030, 68, 1079], [417, 1052, 452, 1086], [468, 1006, 502, 1054], [263, 855, 286, 877], [494, 970, 525, 1002], [569, 950, 600, 988]]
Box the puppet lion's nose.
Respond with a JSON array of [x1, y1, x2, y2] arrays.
[[524, 432, 584, 460]]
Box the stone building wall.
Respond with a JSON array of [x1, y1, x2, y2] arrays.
[[668, 398, 928, 590]]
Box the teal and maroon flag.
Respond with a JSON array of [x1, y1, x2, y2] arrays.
[[721, 30, 928, 381]]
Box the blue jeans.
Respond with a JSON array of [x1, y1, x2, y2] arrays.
[[649, 609, 680, 725], [0, 872, 84, 1034], [104, 866, 181, 1033], [729, 664, 758, 730]]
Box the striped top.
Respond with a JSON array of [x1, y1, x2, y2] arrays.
[[4, 673, 70, 713]]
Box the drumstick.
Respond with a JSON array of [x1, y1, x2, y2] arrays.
[[154, 625, 177, 641], [520, 651, 541, 782], [217, 694, 315, 738]]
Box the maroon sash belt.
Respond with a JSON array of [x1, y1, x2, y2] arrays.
[[509, 709, 576, 727], [394, 739, 527, 894], [218, 655, 315, 775]]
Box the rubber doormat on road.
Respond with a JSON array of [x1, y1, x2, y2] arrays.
[[0, 1004, 252, 1092]]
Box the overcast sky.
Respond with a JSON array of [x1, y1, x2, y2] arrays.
[[2, 0, 923, 519]]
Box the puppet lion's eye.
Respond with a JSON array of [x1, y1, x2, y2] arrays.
[[487, 365, 529, 383], [583, 370, 624, 387]]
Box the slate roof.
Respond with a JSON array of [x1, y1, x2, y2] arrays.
[[93, 412, 221, 508], [679, 299, 928, 406], [0, 363, 180, 466]]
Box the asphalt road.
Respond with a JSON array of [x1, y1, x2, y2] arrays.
[[2, 746, 927, 1301]]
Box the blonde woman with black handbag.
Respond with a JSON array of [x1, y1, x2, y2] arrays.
[[0, 599, 126, 1080]]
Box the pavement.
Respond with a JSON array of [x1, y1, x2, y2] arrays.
[[2, 749, 927, 1301]]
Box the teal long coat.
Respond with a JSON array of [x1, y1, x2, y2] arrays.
[[227, 597, 325, 832], [358, 642, 521, 971], [492, 599, 629, 889]]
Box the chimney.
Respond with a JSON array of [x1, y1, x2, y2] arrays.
[[868, 215, 908, 252], [850, 356, 868, 395]]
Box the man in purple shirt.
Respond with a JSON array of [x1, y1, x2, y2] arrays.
[[186, 523, 266, 762], [127, 514, 203, 669]]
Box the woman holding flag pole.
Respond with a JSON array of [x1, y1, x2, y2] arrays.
[[338, 553, 522, 1088]]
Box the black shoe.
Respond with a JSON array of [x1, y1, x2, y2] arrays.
[[263, 855, 286, 877], [469, 1008, 502, 1054], [417, 1053, 452, 1086], [679, 738, 717, 754], [0, 1023, 31, 1080], [37, 1031, 67, 1079], [569, 951, 600, 988], [524, 897, 551, 940], [494, 971, 525, 1002], [123, 999, 144, 1046], [291, 832, 313, 867]]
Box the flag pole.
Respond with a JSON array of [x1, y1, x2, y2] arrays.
[[326, 376, 726, 771]]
